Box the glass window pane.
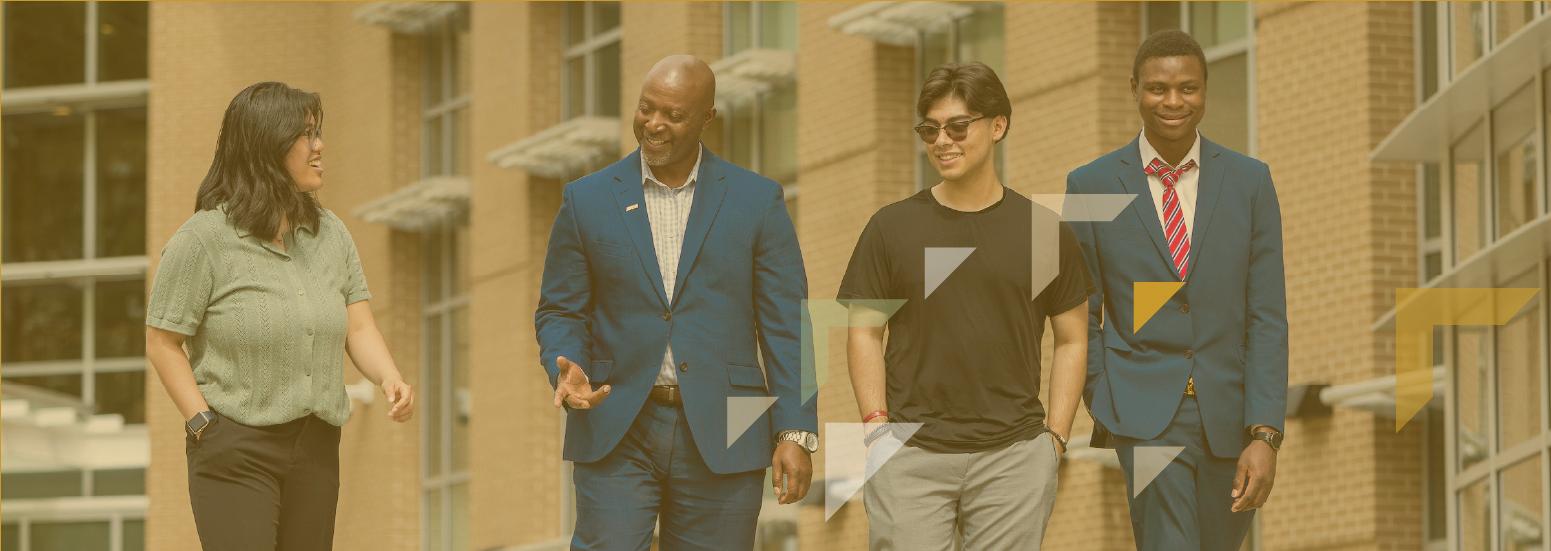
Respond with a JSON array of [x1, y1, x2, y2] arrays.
[[97, 1, 148, 82], [1426, 407, 1446, 542], [122, 519, 145, 551], [1423, 163, 1442, 240], [96, 278, 147, 358], [96, 107, 148, 258], [425, 31, 446, 109], [1495, 1, 1538, 46], [425, 487, 445, 551], [425, 114, 445, 177], [1424, 252, 1443, 282], [451, 307, 470, 472], [1190, 2, 1248, 49], [594, 42, 621, 118], [95, 370, 147, 424], [451, 482, 470, 551], [761, 86, 797, 185], [1459, 478, 1492, 551], [1198, 53, 1249, 154], [565, 2, 585, 47], [1456, 327, 1489, 470], [1452, 123, 1488, 261], [1494, 84, 1540, 238], [1145, 2, 1180, 35], [1495, 271, 1540, 451], [3, 2, 86, 88], [1452, 3, 1486, 77], [758, 2, 797, 51], [424, 316, 444, 477], [2, 283, 84, 362], [3, 112, 86, 263], [726, 1, 752, 55], [452, 108, 469, 178], [920, 27, 951, 77], [592, 1, 620, 34], [726, 102, 755, 170], [1, 471, 83, 499], [426, 231, 446, 302], [1501, 457, 1545, 551], [2, 523, 17, 551], [454, 224, 470, 293], [565, 56, 586, 120], [30, 521, 109, 551], [92, 468, 146, 496], [958, 4, 1004, 74], [451, 7, 471, 100], [1420, 2, 1439, 100]]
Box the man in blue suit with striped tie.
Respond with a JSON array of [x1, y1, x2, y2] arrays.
[[1067, 30, 1289, 551], [535, 55, 817, 551]]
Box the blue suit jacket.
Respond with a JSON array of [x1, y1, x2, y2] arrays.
[[1067, 136, 1288, 458], [535, 148, 816, 474]]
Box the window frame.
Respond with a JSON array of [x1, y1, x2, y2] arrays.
[[561, 2, 623, 121], [721, 1, 800, 217]]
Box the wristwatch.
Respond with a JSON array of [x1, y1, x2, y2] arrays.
[[776, 430, 819, 454], [186, 411, 217, 441], [1249, 427, 1283, 452]]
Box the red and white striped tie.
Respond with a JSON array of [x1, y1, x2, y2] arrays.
[[1144, 157, 1197, 279]]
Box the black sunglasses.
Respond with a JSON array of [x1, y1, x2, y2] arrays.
[[913, 115, 985, 144]]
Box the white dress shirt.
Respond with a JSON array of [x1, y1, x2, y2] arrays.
[[641, 146, 703, 385], [1137, 130, 1202, 244]]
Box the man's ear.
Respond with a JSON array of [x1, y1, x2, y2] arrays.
[[702, 107, 717, 130]]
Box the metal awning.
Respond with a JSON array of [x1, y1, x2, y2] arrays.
[[353, 2, 460, 34], [1319, 366, 1445, 417], [711, 48, 797, 108], [352, 175, 470, 232], [827, 2, 972, 47], [2, 384, 147, 472], [486, 117, 620, 180], [1371, 16, 1551, 162], [1374, 211, 1551, 331]]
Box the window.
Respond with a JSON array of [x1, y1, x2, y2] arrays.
[[1452, 266, 1549, 551], [1494, 1, 1538, 47], [424, 6, 471, 179], [915, 3, 1005, 191], [1451, 122, 1488, 262], [1492, 83, 1540, 239], [2, 0, 148, 422], [1451, 3, 1487, 78], [1145, 2, 1254, 156], [563, 2, 622, 121], [419, 7, 472, 551], [722, 2, 798, 220]]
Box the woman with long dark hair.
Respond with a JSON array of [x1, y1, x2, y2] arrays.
[[145, 81, 414, 550]]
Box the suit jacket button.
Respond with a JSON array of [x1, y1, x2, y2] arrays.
[[662, 311, 672, 321], [1180, 304, 1190, 314], [678, 362, 688, 373], [1183, 349, 1195, 359]]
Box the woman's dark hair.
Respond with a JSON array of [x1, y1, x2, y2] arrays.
[[195, 81, 323, 240], [916, 62, 1012, 143]]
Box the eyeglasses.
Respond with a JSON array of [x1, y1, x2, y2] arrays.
[[913, 116, 984, 144]]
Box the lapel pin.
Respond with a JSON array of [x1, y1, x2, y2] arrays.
[[626, 203, 640, 212]]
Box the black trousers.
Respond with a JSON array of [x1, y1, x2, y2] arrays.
[[186, 413, 341, 551]]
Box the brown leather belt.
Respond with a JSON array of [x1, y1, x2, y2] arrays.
[[650, 385, 682, 406], [1184, 377, 1196, 396]]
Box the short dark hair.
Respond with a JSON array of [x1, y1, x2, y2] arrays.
[[1132, 30, 1209, 83], [195, 81, 324, 241], [916, 62, 1011, 142]]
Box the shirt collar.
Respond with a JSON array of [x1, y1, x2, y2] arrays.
[[641, 144, 704, 191], [223, 204, 319, 239], [1138, 129, 1201, 171]]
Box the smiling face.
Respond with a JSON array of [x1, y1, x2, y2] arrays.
[[1132, 54, 1207, 152], [285, 116, 324, 193], [921, 95, 1005, 183], [632, 60, 715, 169]]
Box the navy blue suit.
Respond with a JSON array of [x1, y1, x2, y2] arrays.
[[1067, 136, 1288, 550], [536, 149, 814, 550]]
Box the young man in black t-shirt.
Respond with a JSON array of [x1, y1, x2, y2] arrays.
[[840, 62, 1091, 550]]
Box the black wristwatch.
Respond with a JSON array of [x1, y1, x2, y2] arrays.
[[1249, 427, 1283, 452], [186, 411, 217, 441]]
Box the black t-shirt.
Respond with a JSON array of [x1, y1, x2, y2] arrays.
[[838, 187, 1092, 453]]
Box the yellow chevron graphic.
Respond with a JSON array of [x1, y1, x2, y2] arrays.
[[1134, 281, 1186, 334]]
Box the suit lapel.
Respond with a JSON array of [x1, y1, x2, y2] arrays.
[[1116, 138, 1179, 277], [672, 150, 728, 307], [611, 151, 670, 309], [1186, 138, 1227, 279]]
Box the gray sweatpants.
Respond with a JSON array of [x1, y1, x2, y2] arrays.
[[863, 431, 1062, 551]]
